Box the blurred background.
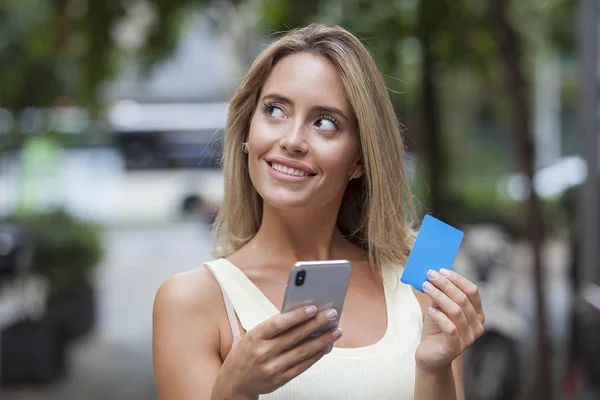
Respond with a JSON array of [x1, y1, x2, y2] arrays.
[[0, 0, 598, 399]]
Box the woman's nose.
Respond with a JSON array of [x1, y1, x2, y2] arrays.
[[279, 122, 309, 154]]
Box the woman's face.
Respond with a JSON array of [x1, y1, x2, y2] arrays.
[[247, 52, 362, 211]]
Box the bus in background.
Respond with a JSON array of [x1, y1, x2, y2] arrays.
[[0, 101, 228, 225], [109, 100, 227, 170], [108, 100, 228, 223]]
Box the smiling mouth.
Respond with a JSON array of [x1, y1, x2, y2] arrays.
[[267, 161, 316, 177]]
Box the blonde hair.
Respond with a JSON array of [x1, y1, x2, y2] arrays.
[[212, 23, 416, 274]]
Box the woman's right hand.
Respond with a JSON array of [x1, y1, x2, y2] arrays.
[[212, 305, 342, 399]]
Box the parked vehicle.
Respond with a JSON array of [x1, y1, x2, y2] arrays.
[[109, 101, 228, 170], [461, 224, 524, 400]]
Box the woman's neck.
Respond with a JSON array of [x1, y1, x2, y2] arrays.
[[248, 202, 351, 265]]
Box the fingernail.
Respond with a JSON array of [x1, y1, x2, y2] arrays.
[[428, 270, 440, 280], [325, 309, 338, 321], [440, 268, 451, 277], [429, 306, 438, 313], [423, 281, 433, 291], [332, 328, 343, 339], [324, 345, 333, 354], [306, 305, 317, 316]]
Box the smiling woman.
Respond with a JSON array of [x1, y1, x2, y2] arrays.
[[214, 25, 415, 263], [245, 52, 363, 210], [152, 23, 484, 400]]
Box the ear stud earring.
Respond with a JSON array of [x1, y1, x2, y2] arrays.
[[241, 142, 249, 153]]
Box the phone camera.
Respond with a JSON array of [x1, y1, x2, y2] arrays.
[[295, 270, 306, 286]]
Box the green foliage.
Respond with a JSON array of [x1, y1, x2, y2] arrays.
[[1, 0, 124, 110], [0, 0, 575, 112], [256, 0, 575, 223], [0, 0, 578, 229], [9, 209, 104, 291], [0, 0, 212, 110], [256, 0, 574, 95]]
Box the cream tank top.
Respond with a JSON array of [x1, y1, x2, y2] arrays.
[[204, 258, 423, 400]]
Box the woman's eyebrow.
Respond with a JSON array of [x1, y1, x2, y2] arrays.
[[262, 93, 293, 105], [313, 105, 349, 122], [262, 93, 349, 122]]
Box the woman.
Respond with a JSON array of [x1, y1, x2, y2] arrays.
[[153, 23, 485, 399]]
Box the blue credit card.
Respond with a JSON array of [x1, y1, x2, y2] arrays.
[[400, 215, 464, 292]]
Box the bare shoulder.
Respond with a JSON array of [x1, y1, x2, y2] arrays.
[[153, 265, 226, 352], [153, 266, 222, 316], [152, 265, 227, 398]]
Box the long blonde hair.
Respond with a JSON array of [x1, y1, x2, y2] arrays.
[[212, 23, 416, 273]]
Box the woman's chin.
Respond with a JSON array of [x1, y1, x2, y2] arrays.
[[257, 184, 342, 214], [262, 195, 313, 211]]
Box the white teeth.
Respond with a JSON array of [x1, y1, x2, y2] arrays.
[[270, 162, 311, 177]]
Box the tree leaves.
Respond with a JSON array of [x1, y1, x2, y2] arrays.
[[0, 0, 575, 112]]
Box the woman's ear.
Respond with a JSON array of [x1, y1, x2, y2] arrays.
[[351, 158, 365, 179]]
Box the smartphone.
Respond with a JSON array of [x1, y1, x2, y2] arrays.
[[281, 260, 352, 349], [400, 214, 464, 292]]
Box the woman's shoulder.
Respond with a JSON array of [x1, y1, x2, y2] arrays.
[[153, 264, 224, 320], [152, 264, 228, 393]]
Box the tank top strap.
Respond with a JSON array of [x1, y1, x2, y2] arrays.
[[203, 258, 279, 331], [204, 263, 242, 347]]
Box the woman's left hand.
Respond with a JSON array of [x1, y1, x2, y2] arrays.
[[415, 268, 485, 373]]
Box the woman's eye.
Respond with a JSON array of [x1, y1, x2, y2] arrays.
[[315, 117, 338, 131], [265, 104, 285, 119]]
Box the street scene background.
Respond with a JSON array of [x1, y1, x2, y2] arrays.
[[0, 1, 598, 399]]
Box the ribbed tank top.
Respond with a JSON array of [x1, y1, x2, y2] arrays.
[[204, 258, 423, 400]]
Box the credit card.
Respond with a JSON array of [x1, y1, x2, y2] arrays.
[[400, 215, 464, 292]]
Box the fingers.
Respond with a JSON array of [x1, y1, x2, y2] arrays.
[[257, 305, 319, 339], [275, 326, 342, 371], [423, 269, 485, 345], [426, 306, 460, 340], [278, 346, 327, 386], [440, 268, 485, 324], [423, 276, 470, 336], [245, 311, 341, 392], [425, 270, 480, 328], [272, 308, 339, 353]]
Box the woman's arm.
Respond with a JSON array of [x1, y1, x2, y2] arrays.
[[152, 268, 228, 399], [414, 355, 464, 400], [154, 267, 343, 400], [413, 288, 465, 399]]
